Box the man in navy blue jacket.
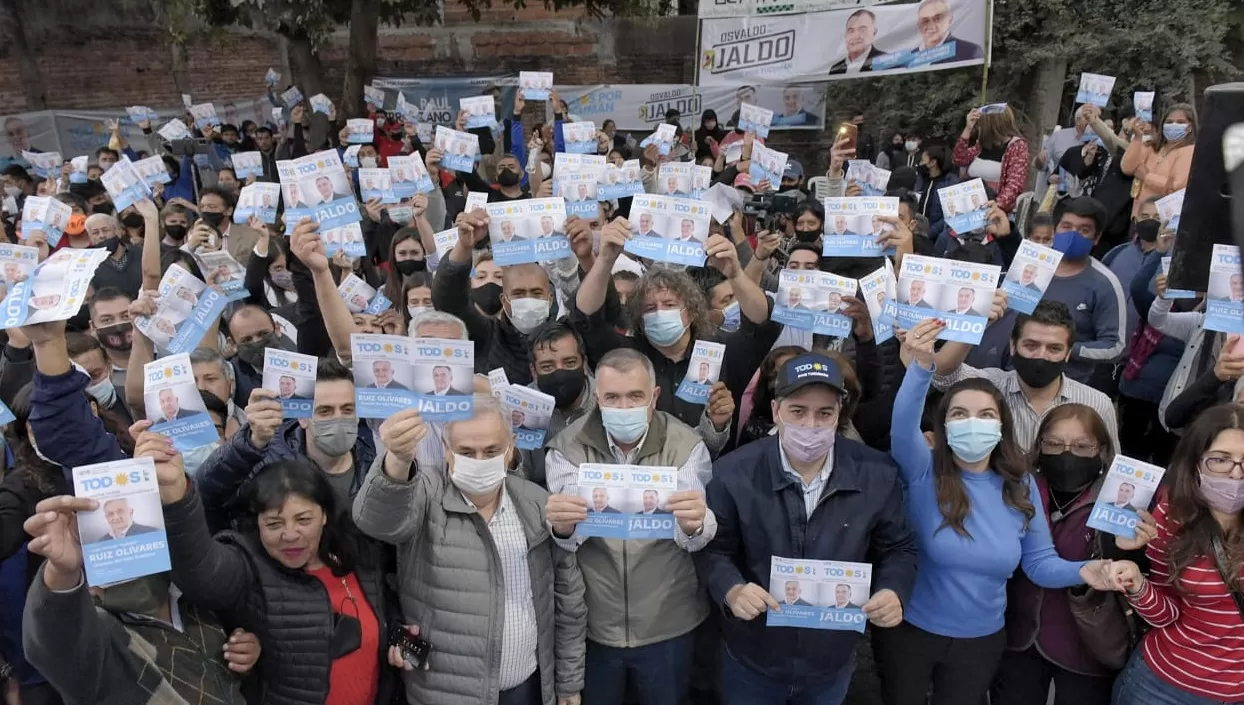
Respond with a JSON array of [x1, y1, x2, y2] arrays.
[[694, 353, 917, 704]]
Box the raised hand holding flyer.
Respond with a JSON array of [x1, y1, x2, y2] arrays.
[[0, 248, 109, 328], [20, 196, 71, 247], [309, 93, 333, 115], [352, 335, 475, 421], [188, 103, 220, 130], [232, 151, 264, 178], [363, 85, 386, 109], [1001, 240, 1063, 314], [143, 354, 219, 452], [133, 155, 172, 188], [1086, 455, 1165, 539], [639, 123, 677, 156], [358, 167, 398, 204], [519, 71, 553, 100], [486, 197, 572, 266], [766, 557, 871, 632], [460, 96, 497, 129], [281, 86, 304, 109], [938, 178, 990, 234], [74, 457, 170, 588], [563, 121, 598, 155], [434, 126, 480, 173], [675, 341, 725, 404], [575, 464, 679, 540], [264, 68, 281, 87], [157, 118, 191, 143], [343, 145, 362, 168], [1205, 244, 1244, 334], [126, 105, 158, 124], [1159, 256, 1196, 299], [560, 178, 600, 218], [100, 156, 152, 213], [738, 103, 774, 138], [1134, 91, 1155, 124], [69, 155, 89, 184], [345, 118, 375, 144], [895, 255, 999, 344], [1155, 188, 1184, 231], [465, 191, 489, 214], [623, 194, 709, 267], [337, 273, 391, 315], [858, 264, 896, 344], [502, 386, 555, 450], [133, 264, 227, 354], [979, 103, 1008, 115], [433, 227, 459, 262], [821, 197, 898, 258], [198, 251, 247, 302], [264, 348, 317, 418], [388, 153, 435, 197], [749, 143, 788, 188], [22, 151, 62, 179], [234, 182, 280, 224], [1076, 72, 1116, 108]]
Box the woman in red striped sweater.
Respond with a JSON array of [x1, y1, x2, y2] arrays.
[[1109, 403, 1244, 705]]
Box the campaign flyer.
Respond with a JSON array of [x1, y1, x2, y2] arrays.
[[133, 156, 172, 189], [979, 103, 1008, 115], [657, 163, 713, 201], [358, 167, 398, 204], [766, 557, 871, 632], [738, 103, 774, 138], [264, 68, 281, 88], [280, 87, 304, 108], [143, 354, 219, 453], [20, 196, 71, 247], [488, 367, 510, 398], [1134, 92, 1154, 124], [464, 191, 489, 214], [232, 151, 264, 179], [1001, 240, 1063, 315], [363, 85, 386, 109], [623, 194, 710, 267], [821, 197, 898, 258], [519, 71, 553, 101], [639, 123, 677, 156], [1155, 188, 1184, 231], [351, 335, 475, 421], [100, 156, 152, 213], [501, 386, 555, 450], [559, 177, 600, 219], [858, 264, 896, 344], [487, 197, 572, 266], [1086, 455, 1165, 539], [69, 155, 89, 184], [198, 251, 248, 302], [0, 248, 109, 328], [234, 182, 280, 225], [1076, 72, 1116, 108], [342, 145, 362, 169], [263, 348, 317, 418], [460, 95, 497, 130], [554, 152, 605, 196], [1205, 244, 1244, 334], [597, 160, 644, 201], [1159, 256, 1196, 300], [434, 126, 480, 173], [337, 273, 391, 315], [844, 160, 890, 198], [133, 263, 227, 354], [188, 103, 221, 130], [157, 118, 191, 143], [748, 142, 788, 188], [563, 121, 598, 155], [286, 150, 361, 231], [0, 243, 39, 289], [575, 463, 679, 540], [675, 341, 725, 405], [938, 178, 989, 234], [345, 118, 375, 144], [388, 153, 435, 197], [773, 270, 856, 337], [74, 457, 171, 588], [895, 254, 1000, 345], [309, 93, 333, 115]]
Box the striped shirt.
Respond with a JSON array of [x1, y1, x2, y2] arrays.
[[777, 444, 834, 517], [1128, 500, 1244, 701], [932, 365, 1120, 454]]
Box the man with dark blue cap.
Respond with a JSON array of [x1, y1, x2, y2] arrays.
[[694, 352, 918, 705]]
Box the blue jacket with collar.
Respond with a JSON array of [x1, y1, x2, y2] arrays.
[[694, 435, 917, 683]]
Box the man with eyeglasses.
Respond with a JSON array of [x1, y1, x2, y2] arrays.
[[912, 0, 983, 65]]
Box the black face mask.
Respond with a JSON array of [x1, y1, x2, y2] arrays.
[[916, 164, 931, 181], [1038, 452, 1103, 494], [164, 224, 188, 241], [496, 169, 522, 187], [794, 229, 820, 244], [1012, 352, 1066, 389], [821, 255, 882, 281], [121, 212, 145, 229], [1134, 219, 1160, 243], [236, 331, 282, 369], [91, 202, 114, 215], [471, 283, 503, 316], [199, 211, 225, 229], [394, 259, 427, 276], [537, 368, 588, 409]]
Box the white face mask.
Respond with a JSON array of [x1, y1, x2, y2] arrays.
[[359, 156, 378, 169], [408, 305, 434, 320], [448, 450, 509, 495], [3, 186, 20, 198], [86, 377, 117, 408], [540, 162, 552, 180], [508, 297, 551, 335]]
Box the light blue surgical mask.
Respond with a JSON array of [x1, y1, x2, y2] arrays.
[[945, 418, 1002, 463], [600, 405, 650, 444], [1052, 230, 1093, 260], [1162, 122, 1189, 142], [86, 377, 117, 408], [642, 309, 687, 347], [720, 301, 741, 333]]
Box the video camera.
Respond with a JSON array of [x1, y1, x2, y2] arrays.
[[742, 191, 801, 233]]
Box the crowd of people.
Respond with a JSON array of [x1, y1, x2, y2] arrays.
[[0, 74, 1240, 705]]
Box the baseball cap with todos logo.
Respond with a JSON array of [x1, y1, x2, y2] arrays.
[[775, 353, 848, 400]]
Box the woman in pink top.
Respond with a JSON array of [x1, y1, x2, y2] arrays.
[[1121, 103, 1197, 219]]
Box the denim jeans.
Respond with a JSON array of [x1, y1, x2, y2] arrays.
[[1112, 649, 1236, 705], [720, 645, 854, 705], [582, 632, 695, 705]]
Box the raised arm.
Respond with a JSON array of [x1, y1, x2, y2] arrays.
[[1018, 475, 1089, 588], [890, 320, 942, 485], [352, 410, 435, 545], [289, 218, 357, 362], [430, 211, 494, 343]]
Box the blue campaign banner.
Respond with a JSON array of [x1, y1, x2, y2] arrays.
[[493, 237, 572, 267], [152, 412, 220, 453], [1206, 300, 1244, 334], [812, 311, 853, 338], [281, 396, 313, 418], [515, 427, 546, 451], [311, 196, 362, 231], [945, 207, 988, 234], [872, 50, 913, 71], [1086, 503, 1142, 539], [441, 152, 475, 173], [1001, 280, 1043, 315], [167, 290, 227, 355], [675, 378, 711, 405], [577, 512, 677, 540], [411, 393, 474, 422], [773, 304, 815, 331], [622, 237, 706, 267], [822, 234, 893, 258], [363, 292, 392, 316], [356, 388, 415, 419], [908, 42, 956, 68], [767, 605, 868, 632], [82, 530, 171, 588]]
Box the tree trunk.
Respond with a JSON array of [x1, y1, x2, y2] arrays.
[[342, 0, 380, 119], [1024, 58, 1067, 188], [286, 31, 330, 150], [0, 0, 46, 110], [168, 41, 192, 105]]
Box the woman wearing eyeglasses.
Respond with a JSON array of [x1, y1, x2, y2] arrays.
[[1109, 404, 1244, 705], [993, 404, 1154, 705]]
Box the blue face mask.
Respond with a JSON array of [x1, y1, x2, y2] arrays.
[[1162, 122, 1189, 142], [945, 418, 1002, 463], [600, 405, 650, 444], [642, 309, 687, 347], [720, 301, 741, 333], [1052, 230, 1093, 260]]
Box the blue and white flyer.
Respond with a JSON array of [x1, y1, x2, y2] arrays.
[[622, 194, 709, 267], [263, 348, 317, 418], [937, 178, 990, 234], [133, 264, 226, 354], [345, 118, 375, 144], [388, 153, 435, 197], [351, 335, 475, 422], [519, 71, 553, 100], [100, 157, 152, 213], [858, 264, 896, 344], [766, 557, 871, 632], [1159, 256, 1196, 299], [576, 463, 679, 540], [288, 150, 361, 231], [487, 197, 572, 266], [1155, 188, 1184, 231], [20, 196, 71, 247], [738, 103, 774, 138], [821, 196, 898, 258], [232, 151, 264, 178], [337, 273, 390, 315], [563, 121, 598, 155], [234, 182, 280, 225], [460, 95, 497, 130], [74, 457, 170, 588], [1001, 240, 1063, 315], [434, 126, 480, 173], [1086, 455, 1164, 539], [1205, 244, 1244, 334], [559, 177, 600, 219], [1075, 72, 1116, 108], [0, 248, 109, 328], [675, 340, 725, 405], [748, 142, 788, 188], [501, 385, 555, 451], [143, 354, 220, 453]]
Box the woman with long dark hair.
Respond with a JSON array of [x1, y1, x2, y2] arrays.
[[876, 318, 1113, 705], [1109, 403, 1244, 704], [381, 228, 431, 308], [953, 104, 1029, 214]]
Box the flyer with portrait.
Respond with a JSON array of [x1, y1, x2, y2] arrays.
[[343, 145, 362, 168], [188, 103, 220, 130], [748, 143, 788, 188], [69, 156, 89, 184], [276, 161, 310, 233], [73, 457, 170, 588], [234, 182, 280, 224], [198, 251, 247, 302], [0, 248, 109, 328], [21, 151, 61, 179], [358, 167, 398, 204], [738, 103, 774, 138], [464, 191, 489, 214], [772, 270, 856, 338], [460, 96, 497, 129], [938, 178, 990, 234], [1001, 240, 1063, 314], [0, 244, 39, 288], [1134, 91, 1155, 124], [133, 264, 227, 354], [675, 341, 725, 405], [486, 197, 572, 266], [388, 153, 435, 197], [1086, 455, 1165, 539], [1075, 72, 1116, 108], [345, 118, 375, 144], [20, 196, 71, 247], [845, 160, 890, 197], [519, 71, 553, 100], [623, 194, 710, 267], [157, 118, 191, 143], [263, 348, 317, 418], [434, 126, 480, 173], [858, 264, 896, 344], [894, 254, 999, 345], [575, 463, 679, 540], [1155, 188, 1184, 231], [766, 557, 871, 632], [598, 159, 644, 200], [281, 87, 303, 108], [501, 386, 555, 450], [560, 177, 599, 218], [181, 93, 193, 110], [337, 273, 391, 315], [309, 93, 333, 115], [639, 123, 677, 156], [143, 353, 219, 452], [288, 150, 361, 230], [133, 155, 172, 189], [1205, 244, 1244, 334], [232, 151, 264, 178], [351, 334, 475, 421], [433, 227, 459, 261], [1159, 256, 1196, 299], [821, 197, 898, 258], [363, 85, 386, 109], [126, 105, 158, 124], [395, 93, 419, 123], [100, 156, 153, 213], [554, 152, 604, 196], [488, 368, 510, 398], [563, 121, 598, 155]]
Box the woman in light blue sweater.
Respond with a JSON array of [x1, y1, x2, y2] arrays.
[[874, 318, 1114, 705]]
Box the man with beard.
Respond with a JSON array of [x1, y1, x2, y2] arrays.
[[86, 288, 136, 388]]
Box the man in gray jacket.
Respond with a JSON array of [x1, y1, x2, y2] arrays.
[[353, 396, 587, 705], [543, 348, 714, 705]]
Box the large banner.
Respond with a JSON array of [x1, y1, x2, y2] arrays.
[[553, 83, 826, 132], [371, 76, 518, 125], [698, 0, 990, 85], [699, 0, 868, 19]]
